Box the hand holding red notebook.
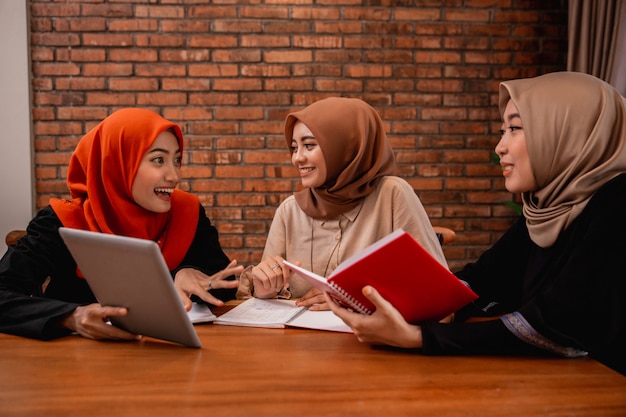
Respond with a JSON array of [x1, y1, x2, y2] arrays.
[[283, 229, 478, 323]]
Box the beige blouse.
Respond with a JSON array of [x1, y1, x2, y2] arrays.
[[237, 176, 447, 299]]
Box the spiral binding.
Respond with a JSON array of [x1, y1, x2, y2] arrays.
[[330, 282, 372, 315]]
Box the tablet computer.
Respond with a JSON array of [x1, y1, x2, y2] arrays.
[[58, 227, 202, 348]]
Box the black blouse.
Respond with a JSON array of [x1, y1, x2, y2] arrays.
[[0, 205, 235, 340], [421, 174, 626, 376]]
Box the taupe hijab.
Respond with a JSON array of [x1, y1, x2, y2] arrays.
[[285, 97, 396, 219], [499, 71, 626, 247]]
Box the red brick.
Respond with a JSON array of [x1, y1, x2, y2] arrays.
[[212, 79, 263, 92], [188, 121, 239, 135], [85, 92, 136, 106], [57, 107, 109, 120], [110, 78, 158, 91], [240, 6, 289, 19], [421, 107, 467, 121], [35, 167, 58, 180], [159, 49, 210, 62], [347, 65, 393, 78], [393, 8, 440, 21], [137, 64, 187, 77], [346, 37, 394, 49], [292, 64, 343, 77], [109, 49, 158, 62], [416, 23, 463, 36], [315, 79, 362, 92], [55, 18, 106, 32], [33, 122, 83, 136], [81, 4, 133, 18], [136, 92, 187, 105], [108, 19, 158, 32], [163, 108, 213, 121], [30, 4, 81, 18], [215, 166, 265, 179], [189, 93, 239, 106], [82, 63, 133, 76], [33, 63, 80, 76], [82, 34, 134, 47], [445, 10, 491, 22], [241, 35, 290, 48], [243, 180, 293, 193], [162, 78, 211, 92], [396, 36, 442, 49], [136, 34, 186, 48]]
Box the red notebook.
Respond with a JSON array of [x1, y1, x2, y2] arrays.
[[283, 229, 478, 323]]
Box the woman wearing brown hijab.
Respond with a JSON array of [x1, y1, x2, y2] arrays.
[[237, 97, 446, 309], [328, 72, 626, 375]]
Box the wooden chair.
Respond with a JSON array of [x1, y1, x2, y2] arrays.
[[5, 230, 27, 247], [433, 226, 455, 245]]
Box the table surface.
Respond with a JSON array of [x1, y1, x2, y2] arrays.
[[1, 304, 624, 417]]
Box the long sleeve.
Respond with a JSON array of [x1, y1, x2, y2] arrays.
[[421, 174, 626, 375], [0, 204, 237, 340], [176, 205, 237, 302], [238, 176, 445, 298], [421, 218, 544, 356], [0, 207, 86, 339]]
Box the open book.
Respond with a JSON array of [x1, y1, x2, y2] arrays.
[[213, 298, 353, 333], [283, 229, 478, 323]]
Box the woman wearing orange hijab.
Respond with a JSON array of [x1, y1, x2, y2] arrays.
[[0, 108, 242, 341]]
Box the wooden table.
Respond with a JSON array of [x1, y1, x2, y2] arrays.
[[1, 307, 624, 417]]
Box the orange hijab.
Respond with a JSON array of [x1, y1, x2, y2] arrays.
[[284, 97, 396, 219], [50, 108, 200, 271]]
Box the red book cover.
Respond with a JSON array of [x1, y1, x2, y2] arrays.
[[284, 229, 478, 323]]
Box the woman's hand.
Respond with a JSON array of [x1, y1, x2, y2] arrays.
[[326, 285, 423, 349], [61, 303, 141, 341], [296, 287, 328, 310], [174, 260, 243, 310], [250, 256, 291, 299]]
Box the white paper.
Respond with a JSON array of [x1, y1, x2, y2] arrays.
[[214, 298, 305, 328], [286, 310, 353, 333], [187, 302, 217, 324], [213, 298, 353, 333]]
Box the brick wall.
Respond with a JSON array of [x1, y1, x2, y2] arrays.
[[28, 0, 568, 271]]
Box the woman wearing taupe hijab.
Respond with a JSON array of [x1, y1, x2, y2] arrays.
[[329, 72, 626, 375], [237, 97, 446, 309]]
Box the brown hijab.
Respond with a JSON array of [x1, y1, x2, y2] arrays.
[[284, 97, 396, 219], [499, 71, 626, 247]]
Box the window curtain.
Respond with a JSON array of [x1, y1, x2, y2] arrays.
[[567, 0, 626, 95]]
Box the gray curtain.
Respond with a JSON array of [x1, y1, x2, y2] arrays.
[[567, 0, 626, 95]]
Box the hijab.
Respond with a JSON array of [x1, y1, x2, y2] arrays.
[[50, 108, 200, 271], [284, 97, 397, 219], [499, 71, 626, 247]]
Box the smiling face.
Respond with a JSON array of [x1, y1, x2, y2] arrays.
[[290, 121, 327, 189], [131, 129, 182, 213], [495, 99, 537, 194]]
